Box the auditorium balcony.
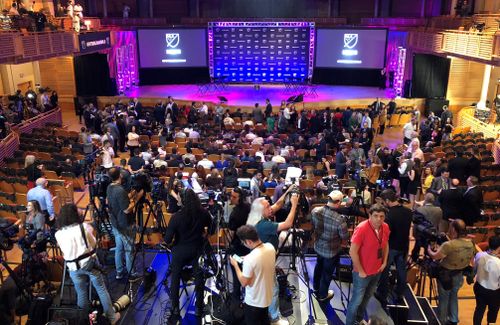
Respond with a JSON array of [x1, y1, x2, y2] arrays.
[[407, 13, 500, 65]]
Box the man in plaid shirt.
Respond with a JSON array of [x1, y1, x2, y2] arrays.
[[311, 190, 350, 301]]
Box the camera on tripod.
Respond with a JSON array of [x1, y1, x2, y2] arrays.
[[322, 175, 342, 193], [0, 220, 19, 251], [413, 211, 448, 248], [131, 172, 152, 194]]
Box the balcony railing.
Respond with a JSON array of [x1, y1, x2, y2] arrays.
[[442, 30, 495, 61], [0, 30, 76, 63], [408, 30, 444, 53], [360, 17, 426, 27], [100, 17, 167, 26]]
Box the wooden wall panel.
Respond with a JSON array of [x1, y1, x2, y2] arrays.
[[446, 57, 484, 101], [153, 0, 189, 20], [392, 0, 423, 17], [38, 56, 76, 100]]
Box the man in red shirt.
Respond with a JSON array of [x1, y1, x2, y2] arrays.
[[346, 203, 390, 325]]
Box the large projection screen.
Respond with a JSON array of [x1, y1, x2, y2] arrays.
[[209, 22, 315, 83], [137, 29, 207, 68], [315, 29, 387, 69]]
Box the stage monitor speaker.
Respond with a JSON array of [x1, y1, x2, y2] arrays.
[[425, 98, 449, 117]]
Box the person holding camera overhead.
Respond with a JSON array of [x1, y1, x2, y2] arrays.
[[106, 167, 143, 280], [54, 204, 120, 324], [164, 189, 212, 324], [427, 219, 476, 325], [247, 186, 299, 325], [311, 190, 349, 302]]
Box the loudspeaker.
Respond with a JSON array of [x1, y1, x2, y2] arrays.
[[425, 98, 449, 117]]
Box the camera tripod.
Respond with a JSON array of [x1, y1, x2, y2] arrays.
[[276, 212, 317, 325], [409, 257, 439, 304]]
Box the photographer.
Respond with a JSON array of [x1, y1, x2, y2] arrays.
[[228, 187, 251, 300], [54, 204, 120, 324], [311, 190, 349, 302], [164, 189, 211, 323], [375, 189, 412, 307], [427, 219, 476, 325], [247, 186, 299, 325], [106, 167, 142, 280], [229, 225, 276, 325]]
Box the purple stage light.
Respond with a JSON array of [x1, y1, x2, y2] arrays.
[[208, 21, 315, 83]]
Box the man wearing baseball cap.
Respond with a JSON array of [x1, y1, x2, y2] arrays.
[[311, 190, 350, 301]]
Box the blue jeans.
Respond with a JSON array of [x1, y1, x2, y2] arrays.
[[377, 249, 407, 301], [438, 272, 464, 324], [69, 257, 117, 322], [112, 228, 135, 275], [313, 254, 338, 299], [346, 272, 381, 325], [268, 276, 281, 321]]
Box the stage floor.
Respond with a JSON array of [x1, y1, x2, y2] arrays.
[[119, 252, 394, 325], [123, 84, 396, 107]]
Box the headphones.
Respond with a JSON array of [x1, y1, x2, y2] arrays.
[[232, 186, 246, 205]]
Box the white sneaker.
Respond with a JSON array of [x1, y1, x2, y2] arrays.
[[111, 312, 121, 324], [270, 318, 289, 325]]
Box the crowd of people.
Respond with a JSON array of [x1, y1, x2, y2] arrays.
[[0, 86, 58, 138], [5, 94, 497, 325]]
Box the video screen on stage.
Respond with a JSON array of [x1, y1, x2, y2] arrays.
[[315, 29, 387, 69], [137, 29, 207, 68], [210, 22, 314, 83]]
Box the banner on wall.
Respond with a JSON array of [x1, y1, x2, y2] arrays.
[[78, 31, 111, 54]]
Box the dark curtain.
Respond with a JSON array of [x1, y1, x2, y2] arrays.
[[312, 68, 382, 87], [411, 54, 450, 99], [74, 53, 116, 96], [139, 68, 210, 85]]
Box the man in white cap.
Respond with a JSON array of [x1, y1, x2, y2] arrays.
[[311, 190, 350, 301]]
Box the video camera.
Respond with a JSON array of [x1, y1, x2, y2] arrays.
[[131, 172, 152, 194], [413, 211, 448, 247], [0, 220, 19, 251], [322, 175, 342, 193]]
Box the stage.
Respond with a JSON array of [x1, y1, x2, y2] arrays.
[[118, 251, 394, 325], [113, 84, 424, 109]]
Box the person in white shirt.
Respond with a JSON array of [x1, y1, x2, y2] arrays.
[[409, 140, 425, 162], [473, 235, 500, 325], [55, 204, 120, 324], [100, 140, 114, 169], [403, 118, 416, 145], [199, 102, 209, 116], [197, 154, 214, 169], [230, 225, 276, 325], [361, 111, 372, 129]]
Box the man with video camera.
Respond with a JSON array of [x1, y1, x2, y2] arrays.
[[247, 185, 299, 325], [375, 189, 412, 307], [311, 190, 349, 302], [106, 167, 142, 280], [427, 219, 476, 325], [164, 188, 212, 324]]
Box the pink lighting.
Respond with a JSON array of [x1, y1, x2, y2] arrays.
[[109, 31, 139, 94]]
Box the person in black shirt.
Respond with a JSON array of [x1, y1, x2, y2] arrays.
[[375, 189, 413, 306], [265, 98, 273, 118], [227, 187, 251, 300], [127, 149, 145, 174], [164, 189, 212, 323]]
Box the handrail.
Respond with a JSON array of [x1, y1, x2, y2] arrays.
[[0, 108, 62, 166]]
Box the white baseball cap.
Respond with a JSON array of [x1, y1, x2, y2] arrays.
[[328, 190, 344, 202]]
